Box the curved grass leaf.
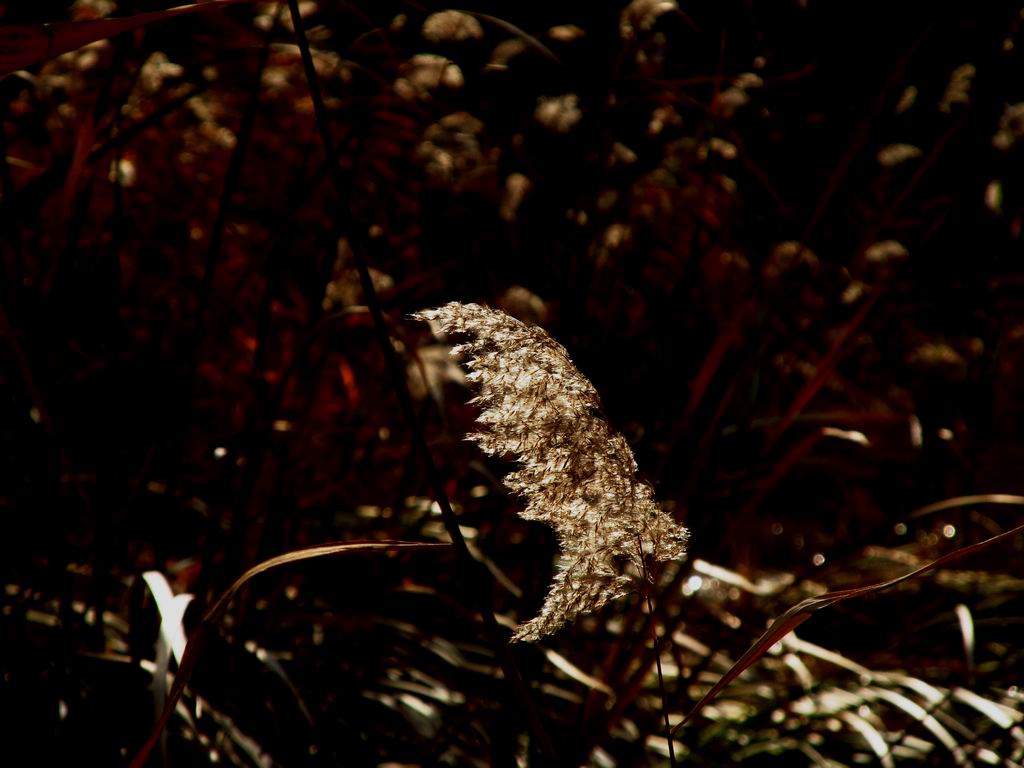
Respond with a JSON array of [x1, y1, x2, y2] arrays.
[[462, 11, 560, 65], [140, 572, 194, 763], [865, 687, 966, 764], [951, 687, 1022, 729], [129, 540, 449, 768], [674, 514, 1024, 734], [840, 711, 896, 768], [910, 493, 1024, 519]]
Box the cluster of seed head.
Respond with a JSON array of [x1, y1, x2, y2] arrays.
[[415, 302, 688, 642]]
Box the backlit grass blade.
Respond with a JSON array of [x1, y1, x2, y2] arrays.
[[129, 540, 448, 768], [674, 518, 1024, 734]]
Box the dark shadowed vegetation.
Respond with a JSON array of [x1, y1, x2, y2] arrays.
[[2, 1, 1024, 765]]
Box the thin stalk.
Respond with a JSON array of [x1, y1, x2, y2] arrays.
[[799, 25, 930, 245], [284, 1, 556, 761], [0, 98, 23, 285], [181, 5, 277, 598], [196, 4, 279, 327], [639, 538, 676, 767]]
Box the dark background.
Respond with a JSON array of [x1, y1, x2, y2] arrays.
[[2, 1, 1023, 765]]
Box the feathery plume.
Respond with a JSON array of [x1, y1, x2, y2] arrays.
[[415, 302, 688, 642]]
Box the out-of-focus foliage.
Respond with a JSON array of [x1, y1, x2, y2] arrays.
[[1, 1, 1023, 765]]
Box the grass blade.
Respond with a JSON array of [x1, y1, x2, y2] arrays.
[[840, 711, 895, 768], [674, 518, 1024, 734], [129, 540, 448, 768], [866, 687, 966, 764]]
